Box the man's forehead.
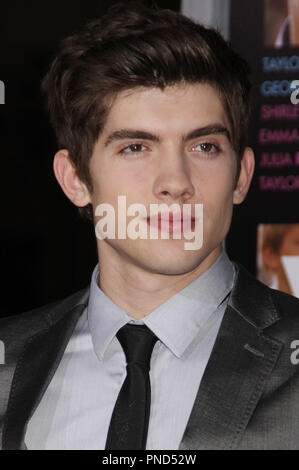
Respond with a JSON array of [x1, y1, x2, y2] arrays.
[[110, 82, 223, 106], [103, 83, 230, 137]]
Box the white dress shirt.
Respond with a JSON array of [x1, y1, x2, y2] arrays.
[[25, 250, 235, 450]]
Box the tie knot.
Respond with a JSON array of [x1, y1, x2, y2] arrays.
[[116, 324, 158, 369]]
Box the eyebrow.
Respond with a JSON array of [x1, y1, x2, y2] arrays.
[[185, 125, 231, 143], [104, 124, 231, 147]]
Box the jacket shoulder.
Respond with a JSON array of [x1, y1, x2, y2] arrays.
[[270, 286, 299, 315], [0, 287, 90, 338], [268, 286, 299, 336], [234, 263, 299, 335]]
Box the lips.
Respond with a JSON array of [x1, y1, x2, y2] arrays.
[[146, 213, 196, 234]]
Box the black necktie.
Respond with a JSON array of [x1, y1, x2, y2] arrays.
[[105, 323, 158, 450]]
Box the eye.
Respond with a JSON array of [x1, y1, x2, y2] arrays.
[[191, 142, 220, 155], [118, 143, 147, 156]]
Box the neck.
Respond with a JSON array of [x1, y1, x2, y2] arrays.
[[97, 244, 222, 320]]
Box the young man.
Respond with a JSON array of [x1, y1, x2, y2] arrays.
[[1, 2, 299, 450]]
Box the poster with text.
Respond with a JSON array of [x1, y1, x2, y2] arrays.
[[228, 0, 299, 295]]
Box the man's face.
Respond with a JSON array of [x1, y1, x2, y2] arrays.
[[87, 83, 246, 275]]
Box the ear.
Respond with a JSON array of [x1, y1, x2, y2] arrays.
[[233, 147, 255, 204], [53, 150, 91, 207]]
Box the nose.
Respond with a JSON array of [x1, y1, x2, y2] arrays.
[[153, 148, 195, 203]]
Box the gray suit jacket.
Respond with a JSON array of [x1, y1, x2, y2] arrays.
[[0, 262, 299, 450]]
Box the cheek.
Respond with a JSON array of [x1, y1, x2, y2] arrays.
[[198, 168, 235, 237], [90, 164, 148, 207], [198, 166, 235, 208]]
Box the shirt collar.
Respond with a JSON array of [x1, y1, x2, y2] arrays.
[[88, 250, 235, 361]]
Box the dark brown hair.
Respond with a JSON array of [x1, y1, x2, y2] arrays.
[[42, 1, 252, 219]]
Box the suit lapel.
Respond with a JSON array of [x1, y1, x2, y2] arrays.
[[179, 263, 283, 450], [1, 264, 285, 450], [2, 289, 89, 450]]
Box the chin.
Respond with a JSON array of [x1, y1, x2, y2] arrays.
[[137, 245, 208, 276]]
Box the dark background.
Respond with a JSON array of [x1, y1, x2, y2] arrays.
[[0, 0, 180, 316], [227, 0, 299, 274]]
